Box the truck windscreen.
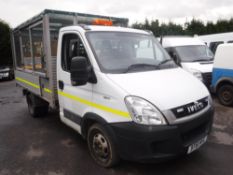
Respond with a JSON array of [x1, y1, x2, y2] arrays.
[[86, 32, 176, 73], [174, 45, 214, 62]]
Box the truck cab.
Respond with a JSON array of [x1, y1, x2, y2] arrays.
[[161, 36, 214, 88]]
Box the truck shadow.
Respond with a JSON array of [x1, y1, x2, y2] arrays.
[[30, 110, 227, 175], [2, 88, 231, 175]]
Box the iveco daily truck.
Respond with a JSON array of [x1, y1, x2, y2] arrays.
[[161, 36, 214, 88], [11, 9, 214, 167]]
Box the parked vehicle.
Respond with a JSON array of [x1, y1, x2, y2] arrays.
[[0, 66, 14, 80], [212, 43, 233, 106], [198, 32, 233, 54], [11, 9, 214, 167], [161, 36, 214, 88]]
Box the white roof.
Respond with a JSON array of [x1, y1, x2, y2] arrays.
[[198, 32, 233, 44], [162, 36, 205, 48], [199, 32, 233, 39], [61, 25, 149, 34]]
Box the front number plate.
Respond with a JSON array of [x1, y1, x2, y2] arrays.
[[187, 136, 207, 154]]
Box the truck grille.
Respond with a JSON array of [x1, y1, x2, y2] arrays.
[[171, 97, 208, 119], [202, 72, 212, 88]]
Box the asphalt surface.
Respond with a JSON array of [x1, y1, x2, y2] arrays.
[[0, 80, 233, 175]]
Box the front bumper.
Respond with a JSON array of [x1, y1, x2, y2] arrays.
[[109, 107, 214, 162]]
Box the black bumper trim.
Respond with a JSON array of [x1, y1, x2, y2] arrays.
[[109, 107, 214, 162]]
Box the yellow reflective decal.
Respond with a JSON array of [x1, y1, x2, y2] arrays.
[[16, 77, 52, 94], [58, 90, 130, 119], [43, 88, 52, 94], [16, 77, 40, 89], [15, 76, 130, 119]]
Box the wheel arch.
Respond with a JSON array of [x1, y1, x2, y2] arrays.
[[215, 77, 233, 93], [81, 112, 110, 139]]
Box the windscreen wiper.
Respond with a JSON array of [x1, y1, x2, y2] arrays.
[[124, 63, 159, 73], [192, 58, 213, 62], [158, 59, 173, 66]]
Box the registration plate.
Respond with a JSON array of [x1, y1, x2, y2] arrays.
[[187, 136, 207, 154]]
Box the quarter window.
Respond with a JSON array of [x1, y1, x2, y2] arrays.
[[209, 41, 224, 54]]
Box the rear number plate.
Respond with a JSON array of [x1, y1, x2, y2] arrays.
[[187, 136, 207, 154]]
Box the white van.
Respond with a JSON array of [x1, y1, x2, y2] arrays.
[[212, 43, 233, 106], [198, 32, 233, 54], [161, 36, 214, 88], [12, 10, 214, 167]]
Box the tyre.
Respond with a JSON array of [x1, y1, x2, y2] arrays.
[[26, 93, 49, 117], [87, 123, 119, 168], [217, 84, 233, 106]]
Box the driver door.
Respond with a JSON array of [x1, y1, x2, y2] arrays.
[[57, 32, 93, 131]]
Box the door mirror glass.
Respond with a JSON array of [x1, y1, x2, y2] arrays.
[[169, 52, 180, 66], [173, 54, 180, 65], [70, 56, 89, 86]]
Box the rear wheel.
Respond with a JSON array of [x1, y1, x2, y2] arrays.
[[87, 123, 119, 168], [217, 84, 233, 106], [26, 93, 49, 117]]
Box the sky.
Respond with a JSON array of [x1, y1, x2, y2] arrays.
[[1, 0, 233, 27]]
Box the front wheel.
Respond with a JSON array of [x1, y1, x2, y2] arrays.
[[87, 123, 119, 168], [217, 84, 233, 106]]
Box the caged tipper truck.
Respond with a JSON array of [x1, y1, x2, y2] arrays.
[[11, 9, 214, 167]]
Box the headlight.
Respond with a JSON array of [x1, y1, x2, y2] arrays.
[[125, 96, 167, 125], [190, 69, 203, 81]]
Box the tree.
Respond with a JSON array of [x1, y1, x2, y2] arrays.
[[132, 19, 185, 36], [185, 19, 206, 35], [160, 22, 184, 36], [206, 22, 216, 34], [215, 19, 233, 33], [131, 17, 233, 36], [0, 19, 12, 66]]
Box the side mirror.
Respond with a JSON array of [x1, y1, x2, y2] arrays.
[[174, 54, 180, 65], [70, 56, 90, 86], [170, 52, 180, 66]]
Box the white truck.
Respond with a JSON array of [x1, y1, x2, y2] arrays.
[[11, 9, 214, 167], [161, 36, 214, 88], [198, 32, 233, 54]]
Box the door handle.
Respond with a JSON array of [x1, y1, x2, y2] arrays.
[[58, 80, 64, 90]]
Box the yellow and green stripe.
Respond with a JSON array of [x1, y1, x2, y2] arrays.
[[15, 77, 130, 119], [58, 90, 130, 119], [43, 88, 52, 94], [16, 77, 40, 89], [16, 77, 52, 94]]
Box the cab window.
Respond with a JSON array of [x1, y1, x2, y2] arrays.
[[61, 33, 87, 72]]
